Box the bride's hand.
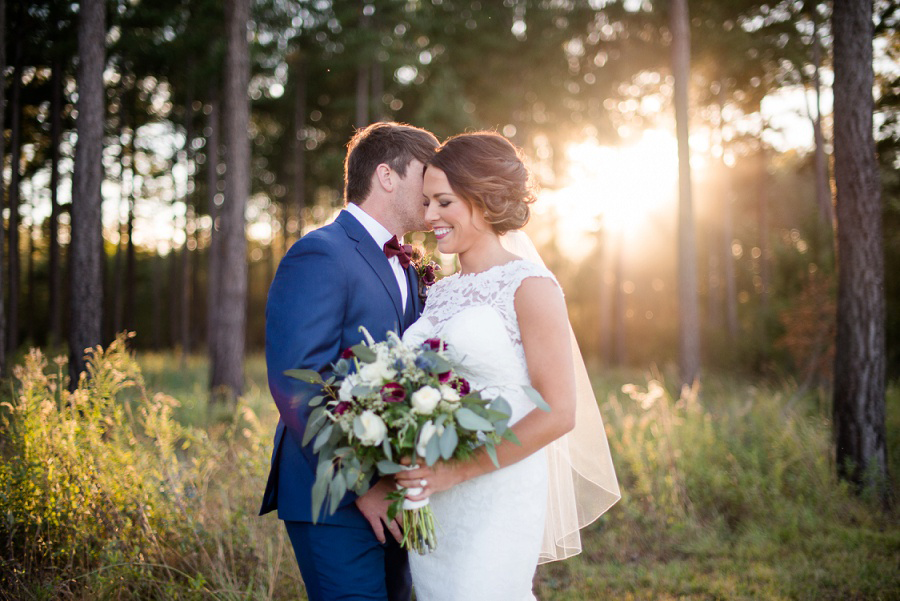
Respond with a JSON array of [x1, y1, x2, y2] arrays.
[[395, 460, 467, 501]]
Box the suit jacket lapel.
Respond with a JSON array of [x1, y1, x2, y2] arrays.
[[336, 211, 404, 324], [406, 265, 422, 322]]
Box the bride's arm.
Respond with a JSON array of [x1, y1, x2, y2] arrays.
[[396, 276, 576, 498]]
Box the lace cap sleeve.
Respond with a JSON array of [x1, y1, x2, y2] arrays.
[[495, 260, 563, 349]]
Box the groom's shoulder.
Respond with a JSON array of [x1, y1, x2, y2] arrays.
[[284, 219, 352, 258]]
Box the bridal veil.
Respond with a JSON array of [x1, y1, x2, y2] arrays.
[[500, 230, 621, 563]]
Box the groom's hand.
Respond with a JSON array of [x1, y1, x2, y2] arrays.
[[355, 477, 403, 544]]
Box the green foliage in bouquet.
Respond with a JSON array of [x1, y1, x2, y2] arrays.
[[288, 329, 537, 553]]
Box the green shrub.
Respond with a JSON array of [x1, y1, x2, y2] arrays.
[[0, 335, 298, 600]]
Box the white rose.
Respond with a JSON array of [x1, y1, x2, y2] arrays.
[[359, 359, 396, 386], [355, 410, 387, 446], [416, 420, 439, 457], [338, 377, 356, 401], [411, 386, 441, 415], [440, 385, 460, 403]]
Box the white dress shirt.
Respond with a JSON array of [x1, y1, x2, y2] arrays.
[[346, 203, 409, 308]]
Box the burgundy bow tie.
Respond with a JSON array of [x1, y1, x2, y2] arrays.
[[383, 236, 413, 268]]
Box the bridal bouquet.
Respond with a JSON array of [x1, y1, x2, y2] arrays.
[[288, 329, 519, 554]]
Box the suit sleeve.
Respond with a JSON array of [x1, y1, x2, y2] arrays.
[[265, 235, 346, 469]]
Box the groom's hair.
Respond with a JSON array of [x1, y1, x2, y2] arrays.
[[344, 122, 438, 205]]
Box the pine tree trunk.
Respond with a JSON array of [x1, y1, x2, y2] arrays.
[[613, 232, 626, 365], [180, 90, 194, 366], [7, 41, 23, 356], [371, 60, 384, 122], [210, 0, 250, 401], [206, 91, 222, 382], [831, 0, 888, 503], [293, 58, 306, 243], [49, 54, 64, 348], [124, 122, 137, 334], [69, 0, 106, 386], [811, 11, 834, 230], [757, 143, 771, 355], [718, 82, 738, 343], [0, 0, 7, 374], [597, 232, 614, 366], [671, 0, 701, 384], [26, 222, 35, 344]]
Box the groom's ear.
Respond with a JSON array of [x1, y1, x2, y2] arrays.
[[374, 163, 395, 193]]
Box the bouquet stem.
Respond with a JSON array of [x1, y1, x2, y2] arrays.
[[401, 505, 437, 554]]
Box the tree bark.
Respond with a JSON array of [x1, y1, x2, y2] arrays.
[[7, 39, 23, 356], [757, 142, 771, 352], [597, 232, 614, 366], [210, 0, 250, 401], [671, 0, 701, 385], [69, 0, 106, 386], [180, 89, 195, 366], [49, 54, 64, 348], [206, 91, 222, 382], [124, 117, 137, 334], [0, 0, 7, 374], [810, 8, 834, 231], [293, 57, 306, 243], [831, 0, 888, 502], [613, 232, 626, 365]]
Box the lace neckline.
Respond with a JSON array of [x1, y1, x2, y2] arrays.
[[454, 258, 527, 279]]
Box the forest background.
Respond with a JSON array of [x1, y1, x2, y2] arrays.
[[0, 0, 898, 599]]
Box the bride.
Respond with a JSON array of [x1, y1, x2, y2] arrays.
[[396, 132, 619, 600]]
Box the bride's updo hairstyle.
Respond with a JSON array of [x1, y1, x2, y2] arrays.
[[429, 132, 536, 234]]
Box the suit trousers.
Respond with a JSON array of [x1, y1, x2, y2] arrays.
[[284, 521, 411, 601]]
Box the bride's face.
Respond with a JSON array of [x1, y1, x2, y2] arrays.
[[422, 167, 493, 255]]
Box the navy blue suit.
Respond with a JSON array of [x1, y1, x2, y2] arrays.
[[260, 210, 422, 601]]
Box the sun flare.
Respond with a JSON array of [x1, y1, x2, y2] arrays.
[[534, 129, 679, 259]]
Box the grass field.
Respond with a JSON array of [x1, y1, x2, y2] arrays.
[[1, 342, 897, 600]]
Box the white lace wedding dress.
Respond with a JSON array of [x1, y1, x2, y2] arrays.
[[402, 259, 559, 601]]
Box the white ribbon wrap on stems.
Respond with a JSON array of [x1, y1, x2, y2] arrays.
[[500, 230, 621, 564], [399, 465, 430, 510]]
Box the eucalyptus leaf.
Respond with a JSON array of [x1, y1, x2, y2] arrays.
[[382, 437, 393, 462], [329, 472, 347, 514], [302, 407, 328, 446], [522, 385, 551, 411], [353, 416, 365, 439], [284, 368, 324, 385], [313, 424, 334, 453], [351, 344, 377, 363], [485, 441, 500, 468], [311, 476, 329, 523], [308, 395, 325, 407], [421, 351, 451, 374], [489, 396, 512, 418], [455, 407, 495, 431], [376, 459, 405, 474], [439, 425, 458, 460], [425, 434, 441, 466], [502, 429, 522, 445], [352, 384, 377, 397]]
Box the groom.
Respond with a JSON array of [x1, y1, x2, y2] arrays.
[[260, 122, 439, 601]]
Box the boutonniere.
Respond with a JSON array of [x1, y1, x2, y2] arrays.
[[410, 247, 441, 305]]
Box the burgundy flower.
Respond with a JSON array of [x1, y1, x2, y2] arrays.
[[421, 264, 437, 286], [423, 338, 444, 351], [380, 382, 406, 403], [452, 377, 471, 396], [333, 401, 351, 415], [341, 347, 355, 360], [438, 370, 453, 384]]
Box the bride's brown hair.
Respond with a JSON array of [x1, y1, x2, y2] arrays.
[[428, 132, 536, 234]]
